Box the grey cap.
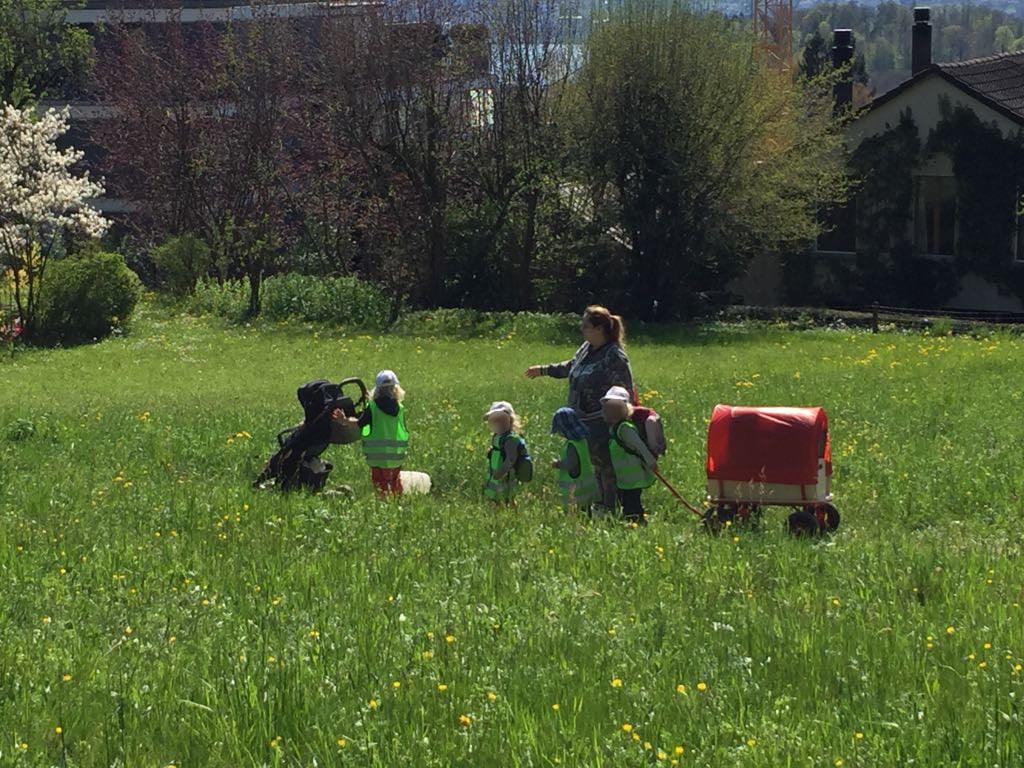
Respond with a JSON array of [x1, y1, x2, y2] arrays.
[[483, 400, 515, 420]]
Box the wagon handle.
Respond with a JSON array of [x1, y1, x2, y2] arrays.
[[653, 468, 704, 518]]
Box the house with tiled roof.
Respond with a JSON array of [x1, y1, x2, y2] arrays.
[[729, 8, 1024, 312]]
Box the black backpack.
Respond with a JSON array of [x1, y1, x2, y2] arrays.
[[501, 434, 534, 483]]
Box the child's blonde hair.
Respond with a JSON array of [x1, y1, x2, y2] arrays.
[[487, 409, 522, 433], [371, 383, 406, 402], [602, 398, 632, 422]]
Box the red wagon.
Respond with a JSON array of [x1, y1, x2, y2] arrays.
[[703, 404, 840, 535]]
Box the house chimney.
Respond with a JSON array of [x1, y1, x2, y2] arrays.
[[912, 7, 932, 76], [832, 29, 854, 115]]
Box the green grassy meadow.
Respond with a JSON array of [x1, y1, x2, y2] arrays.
[[1, 309, 1023, 767]]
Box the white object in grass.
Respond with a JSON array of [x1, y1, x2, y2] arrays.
[[401, 471, 431, 495]]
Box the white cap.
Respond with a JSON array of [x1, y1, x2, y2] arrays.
[[375, 370, 400, 389], [601, 386, 632, 404], [483, 400, 515, 420]]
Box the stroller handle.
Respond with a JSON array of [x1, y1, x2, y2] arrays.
[[338, 377, 369, 409]]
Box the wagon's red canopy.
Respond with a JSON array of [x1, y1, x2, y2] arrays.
[[706, 404, 832, 486]]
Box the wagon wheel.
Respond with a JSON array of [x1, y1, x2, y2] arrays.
[[737, 504, 764, 531], [787, 509, 821, 537], [701, 506, 727, 535], [819, 503, 840, 532]]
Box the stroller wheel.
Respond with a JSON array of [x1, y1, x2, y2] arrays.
[[787, 510, 821, 537]]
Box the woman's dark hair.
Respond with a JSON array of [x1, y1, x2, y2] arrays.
[[584, 305, 626, 346]]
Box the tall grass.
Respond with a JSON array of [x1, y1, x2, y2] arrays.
[[0, 315, 1022, 766]]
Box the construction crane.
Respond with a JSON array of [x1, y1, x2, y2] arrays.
[[752, 0, 794, 74]]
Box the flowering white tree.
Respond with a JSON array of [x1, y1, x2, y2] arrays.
[[0, 104, 108, 335]]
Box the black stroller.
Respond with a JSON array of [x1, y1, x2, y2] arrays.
[[254, 377, 368, 491]]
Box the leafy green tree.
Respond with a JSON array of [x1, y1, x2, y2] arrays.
[[870, 38, 896, 74], [571, 0, 851, 320], [995, 25, 1016, 53], [800, 30, 831, 79], [0, 0, 92, 107], [799, 30, 868, 83]]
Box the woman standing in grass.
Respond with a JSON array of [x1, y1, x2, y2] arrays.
[[525, 305, 635, 511]]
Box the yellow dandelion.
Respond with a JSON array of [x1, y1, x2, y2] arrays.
[[855, 732, 864, 740], [643, 741, 653, 750], [946, 626, 955, 635], [487, 691, 498, 702], [458, 714, 472, 727], [832, 598, 841, 607], [622, 723, 633, 733], [54, 727, 63, 735], [674, 746, 685, 755], [392, 681, 401, 690], [611, 677, 623, 688], [632, 732, 641, 742], [658, 749, 668, 760], [984, 642, 992, 650], [835, 760, 844, 767], [747, 738, 756, 748], [437, 683, 448, 692], [551, 703, 560, 712], [336, 738, 347, 748], [445, 634, 456, 644], [697, 681, 708, 692], [62, 674, 72, 682], [18, 743, 28, 751], [676, 684, 687, 694], [368, 698, 378, 710]]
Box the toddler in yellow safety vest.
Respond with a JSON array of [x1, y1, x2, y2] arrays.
[[335, 370, 409, 497], [602, 386, 656, 524], [483, 400, 525, 504], [551, 407, 598, 514]]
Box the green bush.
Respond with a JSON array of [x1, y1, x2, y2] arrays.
[[37, 251, 141, 344], [185, 279, 249, 320], [151, 234, 214, 296], [391, 308, 580, 342], [186, 274, 392, 328]]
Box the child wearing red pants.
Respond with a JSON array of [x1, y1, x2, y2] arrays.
[[336, 370, 409, 497]]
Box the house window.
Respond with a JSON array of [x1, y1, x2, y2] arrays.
[[816, 199, 857, 253], [914, 176, 956, 257]]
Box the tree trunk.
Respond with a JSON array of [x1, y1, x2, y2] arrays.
[[247, 269, 263, 317], [426, 203, 446, 305], [519, 188, 540, 309]]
